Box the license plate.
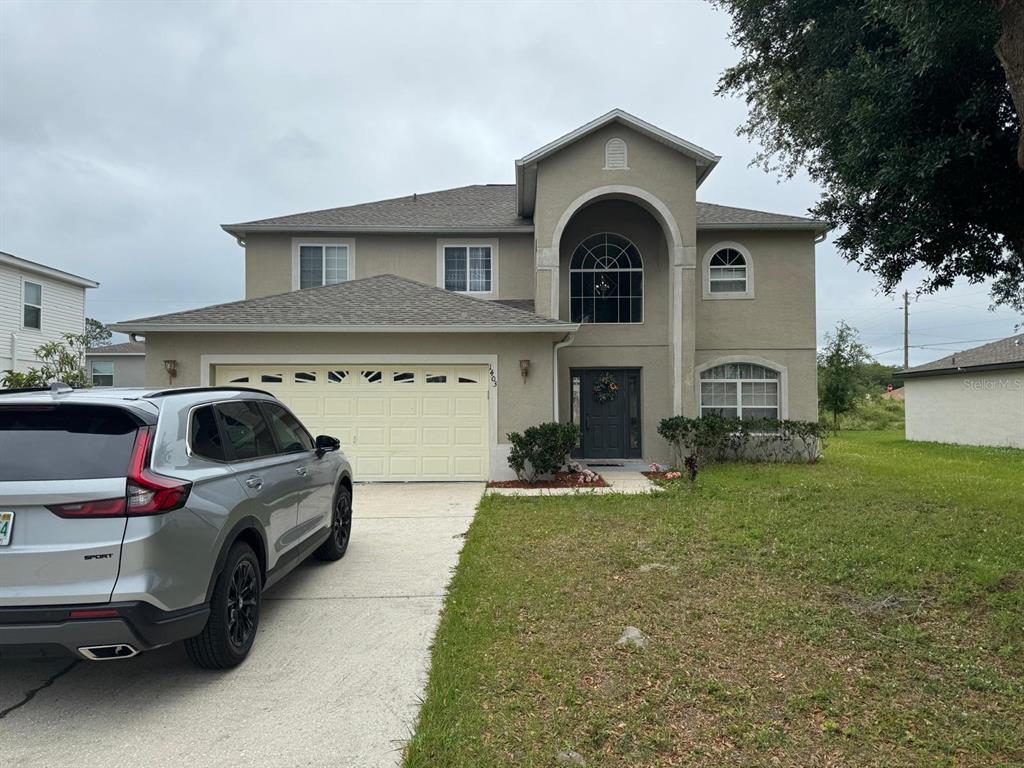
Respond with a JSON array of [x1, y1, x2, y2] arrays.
[[0, 511, 13, 546]]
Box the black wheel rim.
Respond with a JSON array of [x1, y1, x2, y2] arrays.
[[333, 493, 352, 550], [227, 559, 258, 649]]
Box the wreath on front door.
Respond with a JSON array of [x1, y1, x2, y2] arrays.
[[592, 373, 620, 404]]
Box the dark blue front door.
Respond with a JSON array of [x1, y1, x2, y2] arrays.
[[578, 369, 641, 459]]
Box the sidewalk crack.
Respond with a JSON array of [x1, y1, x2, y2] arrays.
[[0, 658, 79, 720]]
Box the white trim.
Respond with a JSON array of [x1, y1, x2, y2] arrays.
[[435, 238, 499, 298], [21, 278, 42, 331], [694, 355, 789, 420], [702, 241, 755, 300], [200, 353, 505, 479], [290, 237, 355, 291], [84, 352, 145, 357], [110, 322, 576, 334], [0, 251, 98, 288], [517, 109, 720, 169]]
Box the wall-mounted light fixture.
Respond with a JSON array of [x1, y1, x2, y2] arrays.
[[163, 359, 178, 384], [519, 359, 530, 381]]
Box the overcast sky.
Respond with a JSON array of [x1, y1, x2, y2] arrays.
[[2, 0, 1020, 366]]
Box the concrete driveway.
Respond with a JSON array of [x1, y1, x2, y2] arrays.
[[1, 482, 482, 768]]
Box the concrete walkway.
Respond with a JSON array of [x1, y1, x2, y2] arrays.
[[1, 483, 482, 768]]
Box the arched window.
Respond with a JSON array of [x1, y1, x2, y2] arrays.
[[604, 138, 628, 169], [700, 363, 780, 419], [708, 247, 748, 294], [570, 233, 643, 324]]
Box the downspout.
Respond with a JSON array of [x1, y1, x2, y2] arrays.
[[552, 332, 576, 421]]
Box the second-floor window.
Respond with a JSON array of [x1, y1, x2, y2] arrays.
[[444, 245, 492, 293], [570, 233, 644, 324], [23, 280, 42, 329], [299, 245, 351, 289]]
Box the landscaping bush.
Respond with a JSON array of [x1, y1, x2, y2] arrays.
[[658, 414, 827, 466], [506, 422, 580, 483]]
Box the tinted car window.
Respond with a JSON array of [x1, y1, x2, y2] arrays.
[[215, 401, 277, 461], [0, 405, 139, 481], [190, 405, 227, 462], [262, 403, 314, 453]]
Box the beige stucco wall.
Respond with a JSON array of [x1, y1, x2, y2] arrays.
[[695, 229, 817, 351], [244, 232, 535, 302], [905, 369, 1024, 449], [142, 330, 558, 444], [85, 354, 146, 388]]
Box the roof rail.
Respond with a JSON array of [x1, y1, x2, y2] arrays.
[[142, 386, 273, 399]]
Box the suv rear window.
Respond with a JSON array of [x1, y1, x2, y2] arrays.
[[0, 404, 140, 481]]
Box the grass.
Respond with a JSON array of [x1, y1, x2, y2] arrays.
[[405, 432, 1024, 767], [833, 396, 905, 431]]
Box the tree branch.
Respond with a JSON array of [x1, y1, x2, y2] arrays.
[[995, 0, 1024, 168]]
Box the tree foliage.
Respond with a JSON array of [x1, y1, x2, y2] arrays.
[[715, 0, 1024, 313], [84, 318, 112, 348], [817, 321, 873, 428]]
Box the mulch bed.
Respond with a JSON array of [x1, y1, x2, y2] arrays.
[[642, 471, 684, 481], [488, 471, 608, 489]]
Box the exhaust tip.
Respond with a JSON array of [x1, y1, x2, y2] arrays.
[[78, 644, 138, 661]]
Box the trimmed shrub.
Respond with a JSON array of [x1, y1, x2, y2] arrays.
[[506, 422, 581, 483], [658, 414, 827, 466]]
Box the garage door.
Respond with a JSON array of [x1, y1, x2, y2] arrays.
[[213, 364, 490, 481]]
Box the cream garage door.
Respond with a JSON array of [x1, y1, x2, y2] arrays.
[[213, 364, 490, 481]]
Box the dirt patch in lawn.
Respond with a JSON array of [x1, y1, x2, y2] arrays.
[[488, 472, 608, 489]]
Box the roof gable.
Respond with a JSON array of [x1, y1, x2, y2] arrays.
[[0, 251, 99, 288], [111, 274, 576, 333], [515, 109, 721, 216]]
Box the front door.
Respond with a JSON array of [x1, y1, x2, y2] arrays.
[[578, 369, 641, 459]]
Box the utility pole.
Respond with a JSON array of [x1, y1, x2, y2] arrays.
[[903, 290, 910, 370]]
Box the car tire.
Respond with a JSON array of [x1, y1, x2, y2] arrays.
[[185, 541, 261, 670], [314, 485, 352, 562]]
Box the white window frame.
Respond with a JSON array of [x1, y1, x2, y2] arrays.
[[695, 355, 788, 419], [90, 360, 114, 387], [291, 238, 355, 290], [22, 279, 42, 330], [436, 238, 498, 298], [702, 241, 755, 300]]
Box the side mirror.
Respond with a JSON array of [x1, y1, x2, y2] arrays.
[[315, 434, 341, 457]]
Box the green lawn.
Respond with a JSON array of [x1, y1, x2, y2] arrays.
[[405, 432, 1024, 767]]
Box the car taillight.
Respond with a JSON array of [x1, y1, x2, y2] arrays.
[[125, 426, 191, 515], [47, 498, 127, 518]]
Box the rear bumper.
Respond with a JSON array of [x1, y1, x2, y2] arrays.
[[0, 601, 209, 659]]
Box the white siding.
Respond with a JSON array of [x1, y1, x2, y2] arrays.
[[0, 262, 88, 373], [905, 368, 1024, 449]]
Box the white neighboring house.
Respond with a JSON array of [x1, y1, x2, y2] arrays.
[[0, 251, 99, 374], [85, 341, 146, 387], [903, 333, 1024, 450]]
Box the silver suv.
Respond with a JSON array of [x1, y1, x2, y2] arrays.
[[0, 385, 353, 669]]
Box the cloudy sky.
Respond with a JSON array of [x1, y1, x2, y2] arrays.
[[2, 0, 1019, 366]]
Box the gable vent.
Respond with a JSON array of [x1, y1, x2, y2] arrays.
[[604, 138, 628, 170]]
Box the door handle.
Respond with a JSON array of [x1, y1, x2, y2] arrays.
[[245, 476, 263, 490], [295, 467, 309, 477], [585, 415, 591, 430]]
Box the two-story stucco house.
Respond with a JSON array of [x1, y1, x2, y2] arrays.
[[1, 251, 98, 374], [112, 110, 827, 481]]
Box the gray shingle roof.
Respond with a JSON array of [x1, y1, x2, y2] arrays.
[[903, 334, 1024, 377], [223, 185, 827, 234], [86, 341, 145, 355], [110, 274, 573, 333]]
